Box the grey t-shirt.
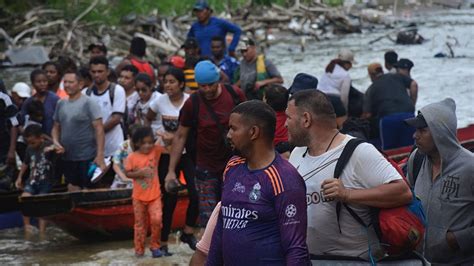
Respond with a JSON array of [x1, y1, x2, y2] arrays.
[[239, 57, 282, 99], [53, 95, 102, 161]]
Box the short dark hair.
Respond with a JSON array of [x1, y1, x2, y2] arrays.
[[130, 37, 146, 57], [135, 73, 152, 87], [89, 56, 109, 69], [42, 61, 62, 76], [79, 67, 92, 81], [63, 70, 85, 82], [289, 90, 336, 122], [264, 84, 289, 112], [131, 126, 154, 150], [30, 69, 47, 84], [57, 55, 77, 73], [211, 36, 226, 47], [121, 64, 139, 76], [164, 67, 186, 90], [24, 124, 43, 138], [384, 51, 398, 65], [231, 100, 276, 142]]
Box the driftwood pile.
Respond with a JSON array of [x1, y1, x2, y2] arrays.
[[0, 0, 403, 66]]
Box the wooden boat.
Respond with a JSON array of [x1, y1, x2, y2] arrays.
[[16, 124, 474, 240], [19, 188, 188, 240]]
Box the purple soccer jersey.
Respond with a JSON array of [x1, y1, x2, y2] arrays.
[[206, 154, 310, 266]]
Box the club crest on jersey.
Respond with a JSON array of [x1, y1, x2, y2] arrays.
[[249, 182, 261, 202], [232, 182, 245, 193]]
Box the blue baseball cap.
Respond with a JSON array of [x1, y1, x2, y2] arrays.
[[193, 0, 210, 10], [195, 60, 220, 84]]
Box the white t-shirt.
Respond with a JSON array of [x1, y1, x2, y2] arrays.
[[289, 135, 402, 258], [126, 91, 139, 118], [133, 92, 160, 127], [149, 93, 189, 134], [317, 64, 351, 109], [83, 84, 126, 157]]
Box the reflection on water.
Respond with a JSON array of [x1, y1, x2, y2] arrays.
[[0, 226, 194, 265]]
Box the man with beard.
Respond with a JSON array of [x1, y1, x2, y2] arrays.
[[165, 60, 245, 232], [286, 90, 411, 261], [206, 100, 310, 265], [405, 99, 474, 265]]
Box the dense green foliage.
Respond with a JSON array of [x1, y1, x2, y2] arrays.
[[0, 0, 342, 25]]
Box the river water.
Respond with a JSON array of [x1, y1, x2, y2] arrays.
[[0, 8, 473, 266]]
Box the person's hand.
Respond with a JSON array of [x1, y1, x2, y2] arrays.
[[321, 178, 351, 202], [6, 149, 15, 165], [156, 131, 174, 146], [165, 170, 177, 184], [15, 177, 23, 190], [54, 143, 65, 154], [255, 81, 266, 90], [94, 156, 107, 171], [446, 231, 460, 251], [140, 167, 154, 179]]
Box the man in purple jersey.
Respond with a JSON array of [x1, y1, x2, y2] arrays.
[[206, 100, 310, 265]]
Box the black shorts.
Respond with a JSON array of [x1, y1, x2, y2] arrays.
[[327, 94, 347, 118], [62, 159, 93, 188]]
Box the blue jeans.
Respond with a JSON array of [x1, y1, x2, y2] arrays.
[[24, 179, 52, 195]]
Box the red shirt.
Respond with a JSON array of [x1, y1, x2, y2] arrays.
[[130, 57, 156, 84], [273, 111, 288, 145], [180, 84, 245, 173]]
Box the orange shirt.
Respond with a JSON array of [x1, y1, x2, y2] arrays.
[[125, 145, 164, 202], [56, 88, 68, 99]]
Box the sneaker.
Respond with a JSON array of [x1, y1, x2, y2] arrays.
[[135, 252, 144, 258], [160, 245, 173, 257], [180, 232, 197, 250], [151, 248, 163, 258]]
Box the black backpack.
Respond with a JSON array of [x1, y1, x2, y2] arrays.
[[185, 84, 241, 163]]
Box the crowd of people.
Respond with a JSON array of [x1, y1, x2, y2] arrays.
[[0, 0, 472, 264]]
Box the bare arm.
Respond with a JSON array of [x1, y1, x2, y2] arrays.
[[409, 80, 418, 105], [255, 77, 284, 90], [322, 179, 412, 208], [15, 164, 28, 189], [340, 77, 351, 111], [103, 113, 122, 133], [113, 163, 133, 182], [92, 118, 106, 169], [51, 122, 65, 153], [125, 167, 153, 179], [165, 125, 190, 181], [144, 109, 157, 128], [189, 249, 207, 266]]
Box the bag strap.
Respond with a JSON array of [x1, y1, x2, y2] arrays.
[[86, 82, 116, 105], [223, 84, 241, 107], [191, 92, 200, 129], [334, 138, 366, 233], [407, 148, 425, 187]]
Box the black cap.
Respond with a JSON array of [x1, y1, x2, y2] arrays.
[[405, 111, 428, 129], [394, 58, 414, 70], [181, 38, 199, 49], [88, 42, 107, 54], [289, 73, 319, 94]]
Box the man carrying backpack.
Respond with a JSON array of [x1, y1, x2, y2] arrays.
[[406, 98, 474, 265], [85, 56, 126, 158], [286, 90, 412, 261], [165, 60, 245, 247]]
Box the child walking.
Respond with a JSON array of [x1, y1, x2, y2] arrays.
[[125, 126, 165, 258], [15, 124, 57, 238]]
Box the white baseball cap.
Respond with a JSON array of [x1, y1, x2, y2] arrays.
[[338, 49, 357, 64], [12, 82, 31, 98]]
